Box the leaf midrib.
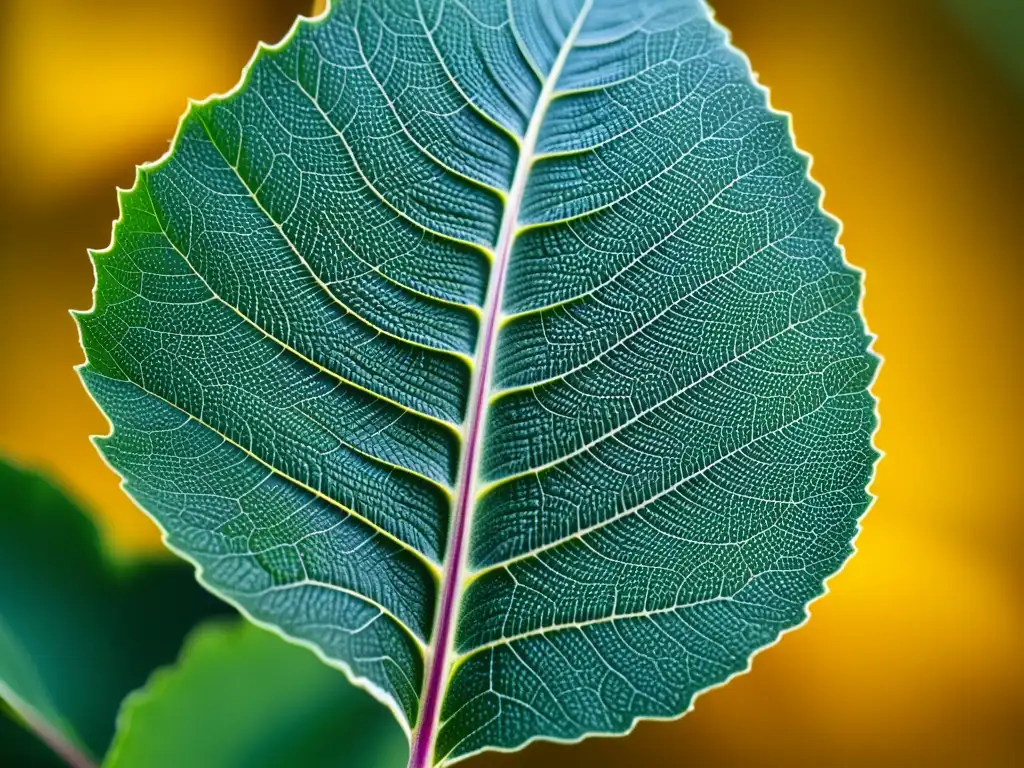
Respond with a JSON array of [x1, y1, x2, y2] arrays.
[[409, 3, 596, 765]]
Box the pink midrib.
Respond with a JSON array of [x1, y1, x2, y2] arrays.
[[407, 5, 592, 766], [404, 168, 520, 768]]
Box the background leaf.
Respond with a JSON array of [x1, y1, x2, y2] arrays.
[[942, 0, 1024, 92], [0, 459, 229, 764], [105, 620, 407, 768], [0, 618, 78, 768]]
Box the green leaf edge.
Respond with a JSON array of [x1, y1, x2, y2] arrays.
[[99, 621, 216, 768], [102, 618, 408, 768], [70, 1, 883, 762], [70, 0, 414, 741], [454, 11, 884, 764]]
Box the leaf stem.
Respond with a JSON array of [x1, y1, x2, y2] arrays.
[[406, 3, 593, 765]]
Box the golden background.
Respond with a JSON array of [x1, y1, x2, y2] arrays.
[[0, 0, 1020, 765]]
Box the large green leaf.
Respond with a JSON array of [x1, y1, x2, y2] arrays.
[[0, 460, 228, 766], [105, 620, 407, 768], [75, 0, 878, 764]]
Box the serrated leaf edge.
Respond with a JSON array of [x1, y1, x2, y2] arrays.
[[439, 1, 884, 763], [68, 0, 885, 763], [70, 0, 418, 740]]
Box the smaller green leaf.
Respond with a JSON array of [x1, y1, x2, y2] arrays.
[[105, 620, 408, 768], [0, 459, 229, 765], [944, 0, 1024, 90]]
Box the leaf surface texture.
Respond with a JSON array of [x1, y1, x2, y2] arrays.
[[76, 0, 878, 763]]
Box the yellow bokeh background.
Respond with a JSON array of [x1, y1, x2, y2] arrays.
[[0, 0, 1020, 765]]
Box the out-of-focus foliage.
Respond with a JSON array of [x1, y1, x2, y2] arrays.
[[0, 460, 229, 764], [0, 0, 315, 552], [105, 620, 408, 768], [944, 0, 1024, 91]]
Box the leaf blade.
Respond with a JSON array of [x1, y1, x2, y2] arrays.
[[75, 1, 879, 764]]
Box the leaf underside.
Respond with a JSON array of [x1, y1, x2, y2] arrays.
[[76, 0, 878, 764]]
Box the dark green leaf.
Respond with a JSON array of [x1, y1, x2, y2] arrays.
[[0, 460, 229, 763], [944, 0, 1024, 91]]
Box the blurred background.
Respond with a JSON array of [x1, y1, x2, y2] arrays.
[[0, 0, 1020, 765]]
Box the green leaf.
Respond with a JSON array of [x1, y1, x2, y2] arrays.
[[75, 0, 878, 764], [943, 0, 1024, 91], [0, 460, 229, 765], [105, 620, 407, 768]]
